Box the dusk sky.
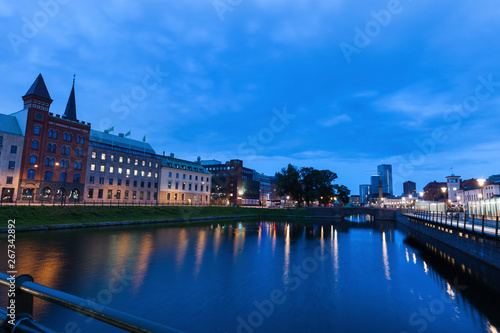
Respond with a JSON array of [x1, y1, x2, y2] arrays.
[[2, 0, 500, 195]]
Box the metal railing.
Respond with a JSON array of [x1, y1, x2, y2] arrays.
[[402, 209, 499, 240], [0, 273, 182, 333]]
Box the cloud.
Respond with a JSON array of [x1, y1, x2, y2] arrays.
[[321, 114, 352, 127]]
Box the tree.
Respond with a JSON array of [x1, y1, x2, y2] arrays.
[[317, 170, 338, 205], [275, 164, 303, 206], [334, 184, 351, 204]]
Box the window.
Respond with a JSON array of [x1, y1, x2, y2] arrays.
[[182, 183, 186, 190], [189, 175, 192, 180], [73, 174, 81, 183], [117, 179, 122, 186], [183, 174, 186, 179], [111, 155, 115, 162], [53, 130, 58, 139], [88, 189, 93, 199], [167, 193, 171, 200], [168, 181, 172, 189], [195, 184, 198, 191], [142, 160, 145, 166], [109, 167, 114, 173], [109, 178, 113, 185], [169, 172, 172, 177], [149, 161, 152, 167], [99, 177, 104, 184], [181, 194, 185, 201], [147, 192, 150, 200], [6, 177, 13, 184], [195, 176, 198, 181], [134, 170, 138, 176], [175, 182, 179, 189], [133, 180, 137, 187], [118, 167, 123, 174], [100, 165, 105, 172], [48, 129, 53, 138], [101, 153, 106, 160], [59, 172, 66, 182], [141, 171, 145, 177], [116, 190, 121, 199], [154, 193, 157, 200], [44, 171, 53, 181], [154, 182, 158, 189], [92, 151, 97, 159], [126, 180, 130, 186], [132, 191, 137, 199], [34, 126, 41, 135], [206, 185, 209, 191], [119, 156, 123, 163], [141, 181, 144, 188], [63, 133, 67, 141], [90, 164, 96, 171], [125, 190, 129, 199], [155, 172, 158, 178], [10, 146, 17, 154], [29, 155, 37, 164], [32, 140, 39, 150], [67, 133, 72, 142], [98, 189, 103, 199], [140, 192, 144, 200], [0, 136, 2, 144], [107, 190, 112, 199], [127, 157, 131, 164], [126, 169, 131, 175], [189, 184, 192, 191], [27, 169, 36, 179], [89, 176, 95, 184], [148, 182, 151, 188], [176, 173, 179, 178], [134, 159, 138, 165]]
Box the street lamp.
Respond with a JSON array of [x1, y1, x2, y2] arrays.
[[478, 178, 485, 201]]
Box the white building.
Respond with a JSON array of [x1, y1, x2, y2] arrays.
[[0, 114, 24, 202], [159, 154, 212, 205]]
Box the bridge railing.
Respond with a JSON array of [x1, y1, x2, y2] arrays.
[[0, 273, 182, 333], [401, 209, 499, 240]]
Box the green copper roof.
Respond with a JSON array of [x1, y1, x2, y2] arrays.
[[89, 130, 156, 154], [0, 114, 23, 136]]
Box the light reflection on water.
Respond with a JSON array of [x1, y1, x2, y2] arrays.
[[0, 218, 498, 333]]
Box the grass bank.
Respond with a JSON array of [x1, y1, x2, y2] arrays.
[[0, 206, 313, 227]]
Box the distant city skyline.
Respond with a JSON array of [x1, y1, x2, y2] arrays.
[[2, 1, 500, 195]]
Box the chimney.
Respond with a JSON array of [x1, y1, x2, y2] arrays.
[[170, 153, 174, 158]]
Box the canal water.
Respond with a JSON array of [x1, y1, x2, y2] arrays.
[[1, 217, 499, 333]]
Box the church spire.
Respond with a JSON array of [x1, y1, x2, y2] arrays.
[[63, 75, 77, 121]]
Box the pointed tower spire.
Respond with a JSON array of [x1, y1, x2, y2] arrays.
[[63, 75, 77, 121], [23, 73, 53, 110]]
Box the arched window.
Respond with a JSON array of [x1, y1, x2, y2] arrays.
[[48, 129, 53, 138], [59, 172, 67, 183], [45, 157, 50, 166], [53, 130, 58, 139], [27, 169, 36, 180], [34, 126, 41, 135], [76, 135, 80, 144], [63, 133, 67, 141], [29, 155, 37, 164], [47, 143, 52, 152], [74, 161, 78, 169], [50, 158, 55, 166], [51, 144, 56, 153], [81, 136, 85, 144], [32, 140, 39, 150], [73, 174, 81, 183], [44, 171, 53, 181], [67, 133, 72, 142]]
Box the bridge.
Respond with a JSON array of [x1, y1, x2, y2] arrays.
[[305, 207, 397, 221]]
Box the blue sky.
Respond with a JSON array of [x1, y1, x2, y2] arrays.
[[1, 0, 500, 195]]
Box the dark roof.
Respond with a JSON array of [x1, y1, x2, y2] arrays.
[[89, 130, 156, 154], [63, 79, 77, 121], [423, 181, 447, 189], [24, 74, 52, 101], [461, 179, 479, 189], [161, 156, 211, 174]]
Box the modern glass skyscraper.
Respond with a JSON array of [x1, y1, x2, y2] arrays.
[[377, 164, 393, 195], [370, 175, 381, 195], [359, 184, 371, 204]]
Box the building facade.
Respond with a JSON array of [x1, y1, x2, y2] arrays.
[[377, 164, 393, 195], [85, 130, 161, 203], [403, 181, 416, 196], [0, 115, 24, 202], [159, 154, 211, 204], [202, 159, 260, 206], [359, 184, 371, 204], [370, 175, 380, 196], [15, 74, 91, 203], [423, 181, 447, 201]]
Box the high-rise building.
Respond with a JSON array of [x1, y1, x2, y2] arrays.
[[370, 175, 380, 195], [359, 184, 371, 204], [403, 181, 416, 196], [377, 164, 393, 195]]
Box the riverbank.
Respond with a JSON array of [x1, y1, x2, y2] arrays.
[[0, 206, 314, 231]]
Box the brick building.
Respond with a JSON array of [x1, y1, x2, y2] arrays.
[[0, 115, 24, 202], [13, 74, 90, 202]]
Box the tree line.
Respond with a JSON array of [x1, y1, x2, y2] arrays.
[[275, 164, 351, 206]]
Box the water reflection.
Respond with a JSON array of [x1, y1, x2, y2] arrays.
[[0, 218, 497, 333]]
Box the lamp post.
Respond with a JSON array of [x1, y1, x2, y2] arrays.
[[478, 178, 485, 216]]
